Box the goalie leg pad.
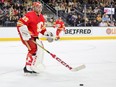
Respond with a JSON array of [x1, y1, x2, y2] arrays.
[[24, 53, 39, 74], [31, 40, 45, 73]]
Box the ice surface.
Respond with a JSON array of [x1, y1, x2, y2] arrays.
[[0, 40, 116, 87]]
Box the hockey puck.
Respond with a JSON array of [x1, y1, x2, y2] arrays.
[[79, 84, 84, 86]]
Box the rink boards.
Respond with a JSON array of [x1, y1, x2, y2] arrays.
[[0, 27, 116, 41]]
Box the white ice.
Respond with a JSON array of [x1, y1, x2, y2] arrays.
[[0, 40, 116, 87]]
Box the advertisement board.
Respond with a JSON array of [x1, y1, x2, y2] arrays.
[[104, 8, 115, 14], [0, 27, 116, 41]]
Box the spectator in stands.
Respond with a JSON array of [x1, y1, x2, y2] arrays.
[[102, 13, 110, 22], [47, 17, 55, 26], [76, 15, 83, 26], [108, 21, 115, 27], [94, 7, 100, 14], [91, 19, 99, 26], [99, 21, 108, 26], [96, 14, 102, 21]]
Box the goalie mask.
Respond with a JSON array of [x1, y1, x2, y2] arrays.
[[33, 2, 42, 13]]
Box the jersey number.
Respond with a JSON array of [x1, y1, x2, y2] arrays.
[[22, 16, 29, 22]]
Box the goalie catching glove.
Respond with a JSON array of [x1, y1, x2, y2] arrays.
[[44, 31, 53, 43]]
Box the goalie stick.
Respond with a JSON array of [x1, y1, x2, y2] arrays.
[[32, 40, 86, 72]]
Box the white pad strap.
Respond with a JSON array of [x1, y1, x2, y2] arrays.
[[19, 25, 31, 40]]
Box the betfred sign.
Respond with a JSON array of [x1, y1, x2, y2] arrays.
[[65, 28, 92, 36]]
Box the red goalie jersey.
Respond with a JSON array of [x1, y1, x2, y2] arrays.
[[17, 11, 46, 37]]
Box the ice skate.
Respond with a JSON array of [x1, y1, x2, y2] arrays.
[[55, 37, 60, 41], [23, 66, 38, 76]]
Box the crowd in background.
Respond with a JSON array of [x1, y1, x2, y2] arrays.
[[48, 0, 116, 26], [0, 0, 33, 26], [0, 0, 116, 27]]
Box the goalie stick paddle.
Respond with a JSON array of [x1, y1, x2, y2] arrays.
[[32, 40, 86, 72]]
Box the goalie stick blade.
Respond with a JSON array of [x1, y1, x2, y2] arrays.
[[71, 64, 86, 72]]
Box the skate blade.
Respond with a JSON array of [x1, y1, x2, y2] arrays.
[[24, 73, 39, 76]]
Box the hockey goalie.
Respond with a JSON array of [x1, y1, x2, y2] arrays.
[[17, 2, 53, 75]]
